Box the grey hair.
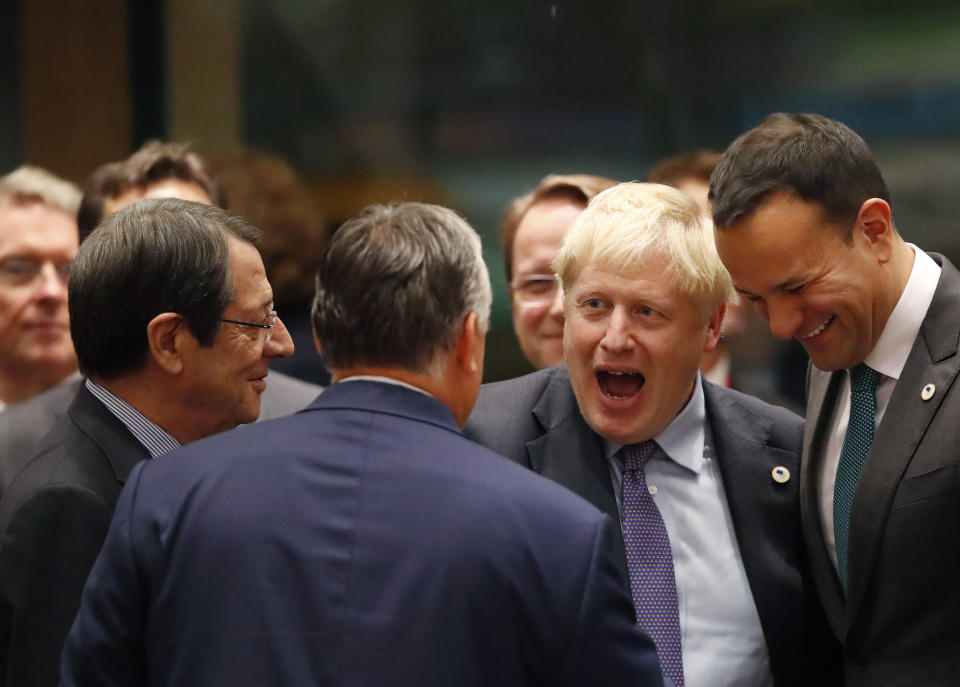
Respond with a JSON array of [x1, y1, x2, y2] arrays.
[[311, 202, 491, 374], [0, 165, 82, 215]]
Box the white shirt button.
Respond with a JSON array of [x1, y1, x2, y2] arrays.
[[648, 485, 658, 496]]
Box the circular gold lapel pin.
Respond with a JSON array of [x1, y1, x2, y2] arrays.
[[771, 466, 791, 484], [921, 383, 936, 401]]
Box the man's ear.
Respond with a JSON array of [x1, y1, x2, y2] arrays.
[[855, 198, 894, 261], [703, 303, 726, 354], [146, 312, 187, 375], [454, 312, 481, 374]]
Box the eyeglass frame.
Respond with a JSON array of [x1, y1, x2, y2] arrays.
[[220, 311, 278, 344], [0, 257, 72, 289]]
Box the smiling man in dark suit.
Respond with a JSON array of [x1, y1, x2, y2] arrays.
[[0, 199, 295, 687], [711, 112, 960, 685], [60, 202, 662, 687], [467, 182, 836, 687]]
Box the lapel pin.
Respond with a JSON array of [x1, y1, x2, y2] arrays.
[[921, 383, 936, 401], [771, 466, 791, 484]]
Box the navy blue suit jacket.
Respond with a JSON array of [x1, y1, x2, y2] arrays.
[[62, 381, 662, 686]]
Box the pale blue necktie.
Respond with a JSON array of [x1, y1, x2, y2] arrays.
[[621, 441, 684, 686], [833, 363, 883, 591]]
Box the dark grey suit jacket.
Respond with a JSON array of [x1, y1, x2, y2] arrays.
[[465, 366, 838, 687], [0, 372, 321, 499], [0, 385, 150, 687], [802, 253, 960, 685]]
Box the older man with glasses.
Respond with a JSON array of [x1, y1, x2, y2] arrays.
[[0, 167, 81, 411]]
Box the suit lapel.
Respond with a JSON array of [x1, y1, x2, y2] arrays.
[[800, 366, 846, 636], [68, 386, 153, 484], [844, 256, 960, 625], [704, 383, 802, 638], [526, 369, 625, 571]]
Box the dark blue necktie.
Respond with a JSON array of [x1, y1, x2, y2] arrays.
[[833, 363, 883, 591], [621, 441, 683, 686]]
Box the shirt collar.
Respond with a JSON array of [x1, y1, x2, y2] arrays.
[[864, 245, 940, 381], [85, 380, 181, 459], [338, 375, 434, 398], [605, 372, 706, 475]]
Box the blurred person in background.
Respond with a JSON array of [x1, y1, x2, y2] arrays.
[[210, 149, 331, 385], [0, 167, 80, 410], [501, 173, 618, 370]]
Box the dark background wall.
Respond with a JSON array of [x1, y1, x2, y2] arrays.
[[8, 0, 960, 382]]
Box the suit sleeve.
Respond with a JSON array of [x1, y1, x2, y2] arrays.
[[60, 462, 150, 687], [559, 515, 664, 687], [0, 486, 114, 687]]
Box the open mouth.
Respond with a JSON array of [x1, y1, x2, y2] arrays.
[[802, 315, 835, 340], [597, 370, 645, 399]]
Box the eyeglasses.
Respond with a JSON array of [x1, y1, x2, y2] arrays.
[[220, 311, 277, 344], [0, 258, 72, 288], [511, 273, 561, 305]]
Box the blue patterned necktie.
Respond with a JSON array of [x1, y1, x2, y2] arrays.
[[833, 363, 883, 591], [621, 441, 684, 686]]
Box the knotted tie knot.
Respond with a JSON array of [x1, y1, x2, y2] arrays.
[[622, 440, 656, 474], [850, 363, 883, 397]]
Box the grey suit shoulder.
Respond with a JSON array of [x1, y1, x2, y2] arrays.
[[0, 376, 83, 495]]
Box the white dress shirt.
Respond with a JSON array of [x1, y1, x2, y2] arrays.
[[817, 246, 940, 568]]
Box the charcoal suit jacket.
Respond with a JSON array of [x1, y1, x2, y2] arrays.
[[801, 253, 960, 685]]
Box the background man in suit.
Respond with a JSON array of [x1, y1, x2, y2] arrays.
[[500, 173, 617, 370], [0, 199, 295, 687], [61, 202, 662, 687], [0, 143, 321, 497], [711, 112, 960, 684], [467, 182, 835, 686], [0, 167, 81, 410]]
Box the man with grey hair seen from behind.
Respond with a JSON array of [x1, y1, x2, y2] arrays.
[[467, 182, 839, 686], [61, 202, 662, 687]]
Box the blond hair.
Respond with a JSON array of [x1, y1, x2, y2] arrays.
[[554, 182, 735, 310]]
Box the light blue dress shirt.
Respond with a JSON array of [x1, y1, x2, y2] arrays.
[[606, 374, 773, 687]]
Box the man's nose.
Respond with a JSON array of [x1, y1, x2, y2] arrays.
[[766, 299, 802, 341], [599, 308, 635, 352], [264, 314, 295, 358], [34, 262, 69, 302], [547, 283, 565, 322]]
